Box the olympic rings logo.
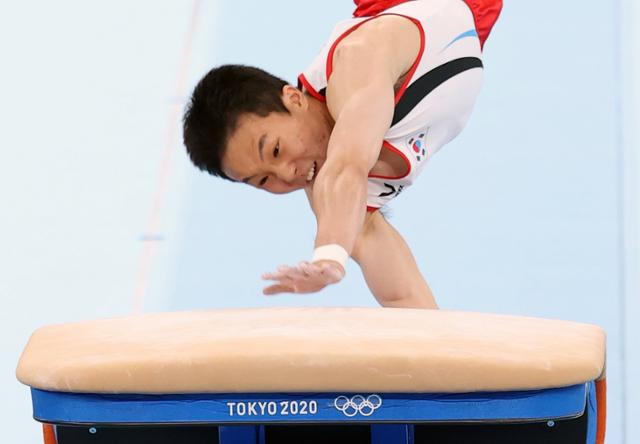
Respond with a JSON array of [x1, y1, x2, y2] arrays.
[[333, 394, 382, 417]]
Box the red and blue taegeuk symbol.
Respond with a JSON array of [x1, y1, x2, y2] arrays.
[[408, 133, 426, 161], [412, 138, 422, 153]]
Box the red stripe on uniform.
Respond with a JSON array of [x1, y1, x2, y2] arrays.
[[368, 141, 411, 180], [298, 73, 326, 102], [325, 13, 425, 107]]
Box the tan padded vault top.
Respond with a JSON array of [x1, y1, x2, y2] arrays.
[[16, 307, 606, 394]]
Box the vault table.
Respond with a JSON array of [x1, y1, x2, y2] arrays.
[[17, 307, 607, 443]]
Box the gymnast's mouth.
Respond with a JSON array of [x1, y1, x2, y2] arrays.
[[306, 161, 317, 182]]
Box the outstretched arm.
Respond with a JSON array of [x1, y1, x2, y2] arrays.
[[263, 197, 439, 306], [262, 16, 422, 295], [313, 15, 421, 259], [352, 210, 438, 309]]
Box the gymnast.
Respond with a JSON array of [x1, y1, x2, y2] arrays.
[[182, 0, 502, 309]]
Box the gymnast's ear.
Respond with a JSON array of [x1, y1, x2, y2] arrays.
[[281, 84, 308, 112]]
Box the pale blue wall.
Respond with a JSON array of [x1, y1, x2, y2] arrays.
[[2, 1, 637, 442], [0, 0, 220, 440]]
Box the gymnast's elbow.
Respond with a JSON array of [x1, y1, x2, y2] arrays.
[[353, 212, 439, 309], [323, 154, 370, 181], [314, 160, 369, 197], [373, 285, 439, 310]]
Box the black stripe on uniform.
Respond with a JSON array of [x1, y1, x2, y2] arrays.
[[391, 57, 483, 127]]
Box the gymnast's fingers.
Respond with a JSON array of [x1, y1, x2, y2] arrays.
[[263, 283, 296, 295], [262, 271, 284, 280], [263, 265, 296, 280], [277, 264, 293, 272], [284, 265, 309, 279]]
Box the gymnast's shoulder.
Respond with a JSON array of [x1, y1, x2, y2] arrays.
[[329, 14, 421, 88]]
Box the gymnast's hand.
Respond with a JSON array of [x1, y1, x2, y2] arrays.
[[262, 260, 345, 295]]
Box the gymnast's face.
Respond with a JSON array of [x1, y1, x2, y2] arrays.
[[222, 85, 333, 194]]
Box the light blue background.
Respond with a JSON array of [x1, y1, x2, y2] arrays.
[[1, 1, 638, 442]]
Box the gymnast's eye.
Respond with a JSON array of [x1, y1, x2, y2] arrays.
[[273, 142, 280, 158], [259, 176, 268, 187]]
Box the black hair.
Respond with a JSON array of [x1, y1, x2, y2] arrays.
[[182, 65, 289, 180]]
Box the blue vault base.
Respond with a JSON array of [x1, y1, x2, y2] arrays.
[[31, 382, 598, 444]]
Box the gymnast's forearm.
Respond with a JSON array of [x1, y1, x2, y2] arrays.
[[351, 213, 438, 309], [311, 161, 368, 256], [312, 81, 394, 257]]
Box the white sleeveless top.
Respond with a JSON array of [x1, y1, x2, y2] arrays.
[[298, 0, 484, 211]]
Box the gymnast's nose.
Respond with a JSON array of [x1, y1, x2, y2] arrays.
[[276, 161, 298, 184]]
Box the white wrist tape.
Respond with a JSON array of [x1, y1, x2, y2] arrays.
[[312, 244, 349, 269]]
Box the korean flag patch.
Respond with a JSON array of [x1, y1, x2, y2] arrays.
[[407, 131, 427, 162]]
